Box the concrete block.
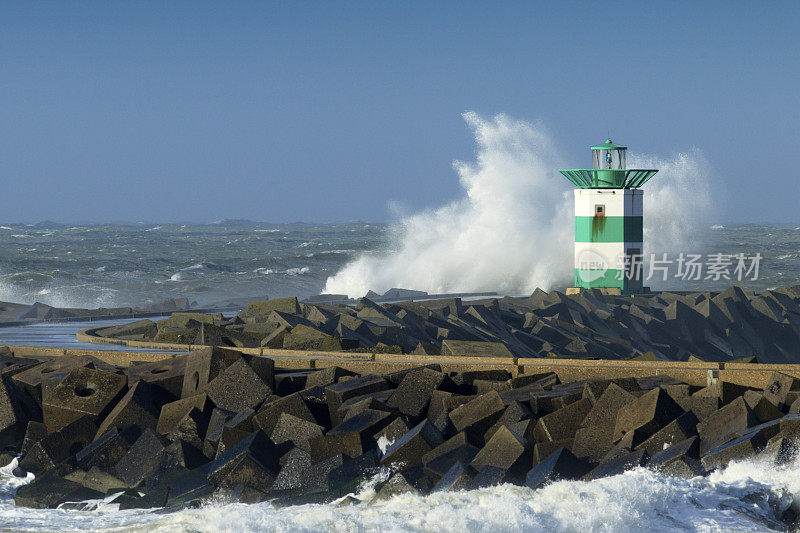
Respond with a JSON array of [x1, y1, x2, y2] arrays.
[[96, 381, 171, 439], [381, 420, 444, 467], [42, 367, 127, 433], [474, 380, 511, 395], [422, 443, 480, 481], [524, 448, 590, 489], [696, 397, 758, 455], [127, 357, 185, 399], [160, 467, 215, 510], [533, 440, 574, 465], [207, 431, 282, 491], [441, 340, 514, 359], [305, 366, 357, 390], [759, 436, 797, 466], [386, 369, 446, 419], [550, 390, 585, 411], [584, 449, 648, 481], [310, 409, 392, 462], [686, 394, 720, 421], [534, 398, 591, 443], [12, 355, 94, 404], [327, 450, 380, 496], [0, 374, 39, 451], [372, 472, 419, 501], [510, 372, 556, 391], [75, 426, 139, 471], [299, 386, 333, 429], [202, 408, 235, 458], [246, 297, 301, 316], [432, 461, 473, 492], [324, 374, 388, 416], [648, 437, 705, 478], [64, 466, 127, 495], [206, 359, 272, 412], [451, 370, 512, 391], [571, 424, 616, 463], [269, 413, 324, 451], [635, 411, 699, 455], [614, 388, 684, 441], [338, 394, 392, 425], [701, 430, 766, 471], [19, 416, 98, 475], [581, 383, 636, 427], [113, 429, 170, 487], [261, 326, 289, 348], [469, 426, 530, 483], [165, 408, 210, 450], [180, 346, 242, 398], [422, 432, 471, 465], [448, 391, 505, 443], [253, 393, 317, 434], [485, 401, 534, 442], [274, 372, 309, 396], [20, 421, 47, 456], [374, 417, 410, 447], [581, 379, 612, 405], [94, 319, 158, 339], [743, 391, 783, 423], [156, 394, 209, 435], [295, 453, 347, 494], [215, 408, 256, 456], [763, 372, 800, 408], [469, 466, 508, 488], [14, 474, 104, 509], [271, 447, 312, 491]]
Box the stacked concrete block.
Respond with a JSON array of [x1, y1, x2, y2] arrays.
[[4, 344, 800, 519]]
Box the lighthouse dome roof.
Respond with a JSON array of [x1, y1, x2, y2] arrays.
[[590, 139, 627, 151]]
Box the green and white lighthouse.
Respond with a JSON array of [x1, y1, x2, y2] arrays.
[[559, 140, 659, 293]]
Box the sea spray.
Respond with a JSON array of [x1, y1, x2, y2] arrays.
[[324, 112, 574, 298], [324, 113, 715, 298], [633, 149, 714, 289], [2, 447, 800, 532]]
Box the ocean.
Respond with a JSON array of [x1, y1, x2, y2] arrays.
[[1, 221, 799, 531], [0, 222, 386, 309], [0, 222, 798, 310]]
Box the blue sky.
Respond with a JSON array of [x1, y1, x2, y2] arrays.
[[1, 1, 798, 224]]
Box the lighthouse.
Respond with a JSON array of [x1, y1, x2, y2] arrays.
[[559, 140, 659, 293]]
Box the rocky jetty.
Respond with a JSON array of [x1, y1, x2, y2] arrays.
[[98, 286, 800, 363], [0, 345, 798, 522], [0, 298, 195, 324]]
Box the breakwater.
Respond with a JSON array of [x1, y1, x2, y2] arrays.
[[0, 341, 797, 530]]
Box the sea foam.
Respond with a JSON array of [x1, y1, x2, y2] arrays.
[[0, 455, 795, 532]]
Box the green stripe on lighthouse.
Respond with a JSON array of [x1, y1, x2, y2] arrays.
[[574, 269, 625, 289], [574, 216, 643, 243]]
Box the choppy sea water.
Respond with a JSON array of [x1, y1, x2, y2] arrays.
[[0, 452, 799, 532], [0, 222, 386, 308], [0, 222, 799, 309], [2, 222, 800, 531]]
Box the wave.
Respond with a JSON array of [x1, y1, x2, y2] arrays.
[[0, 453, 797, 532], [254, 267, 311, 276], [324, 113, 714, 298]]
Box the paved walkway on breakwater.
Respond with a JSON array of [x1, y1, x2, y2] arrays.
[[0, 326, 796, 391]]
